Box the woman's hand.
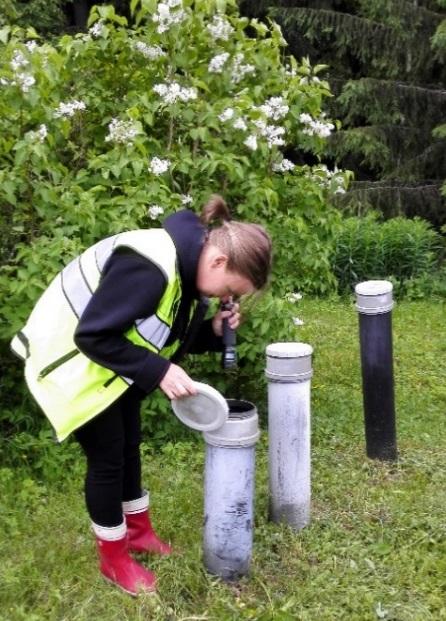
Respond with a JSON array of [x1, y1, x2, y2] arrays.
[[159, 363, 198, 400], [212, 299, 241, 337]]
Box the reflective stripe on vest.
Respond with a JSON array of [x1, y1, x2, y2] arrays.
[[60, 231, 176, 352], [61, 256, 93, 319], [135, 315, 170, 351]]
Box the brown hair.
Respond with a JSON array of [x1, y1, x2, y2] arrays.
[[200, 194, 272, 290]]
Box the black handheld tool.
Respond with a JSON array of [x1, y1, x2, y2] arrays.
[[221, 301, 237, 370]]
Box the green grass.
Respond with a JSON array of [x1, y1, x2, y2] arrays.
[[1, 298, 445, 620]]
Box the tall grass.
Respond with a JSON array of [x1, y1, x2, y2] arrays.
[[332, 215, 443, 294], [1, 298, 445, 620]]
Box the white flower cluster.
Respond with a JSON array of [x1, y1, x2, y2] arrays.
[[233, 117, 247, 131], [206, 14, 234, 41], [307, 164, 347, 194], [217, 98, 288, 152], [28, 124, 48, 143], [317, 164, 339, 179], [207, 51, 255, 84], [325, 165, 347, 195], [286, 288, 305, 327], [25, 41, 38, 53], [243, 125, 285, 151], [4, 50, 36, 93], [37, 124, 48, 141], [299, 76, 321, 86], [253, 119, 285, 148], [208, 52, 230, 74], [148, 204, 164, 219], [231, 53, 255, 84], [181, 194, 193, 205], [89, 21, 105, 38], [299, 113, 312, 125], [105, 118, 139, 146], [16, 74, 36, 92], [272, 158, 295, 173], [244, 135, 257, 151], [218, 107, 234, 122], [153, 81, 197, 104], [222, 116, 286, 152], [207, 52, 255, 84], [148, 157, 171, 175], [54, 100, 87, 118], [153, 0, 186, 34], [259, 96, 289, 121], [218, 108, 249, 131], [285, 292, 302, 303], [299, 112, 334, 138], [133, 42, 165, 60], [11, 51, 29, 71], [2, 75, 35, 93], [334, 185, 346, 195]]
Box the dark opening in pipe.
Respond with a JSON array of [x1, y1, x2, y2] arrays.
[[226, 399, 255, 419]]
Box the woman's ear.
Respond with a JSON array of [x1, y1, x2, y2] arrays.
[[210, 253, 228, 269]]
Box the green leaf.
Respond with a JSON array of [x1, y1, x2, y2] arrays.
[[216, 0, 227, 13], [2, 180, 17, 205], [132, 160, 144, 176], [140, 0, 157, 13], [97, 5, 115, 20], [0, 26, 11, 43]]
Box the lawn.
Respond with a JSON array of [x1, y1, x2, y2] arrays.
[[1, 298, 445, 621]]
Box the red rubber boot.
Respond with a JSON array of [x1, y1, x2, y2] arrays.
[[94, 522, 156, 596], [123, 492, 172, 556]]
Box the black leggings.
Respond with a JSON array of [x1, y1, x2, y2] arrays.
[[74, 387, 144, 527]]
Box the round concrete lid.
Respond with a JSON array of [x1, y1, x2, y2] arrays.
[[355, 280, 394, 315], [265, 342, 313, 382], [355, 280, 393, 296], [171, 382, 229, 431], [266, 342, 313, 359]]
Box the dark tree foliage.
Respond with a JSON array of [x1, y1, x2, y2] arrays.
[[63, 0, 130, 30], [0, 0, 68, 34], [240, 0, 446, 226], [0, 1, 130, 34]]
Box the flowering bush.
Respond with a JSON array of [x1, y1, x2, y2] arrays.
[[0, 0, 349, 439]]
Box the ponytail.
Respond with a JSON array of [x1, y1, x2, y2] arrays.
[[200, 194, 232, 226]]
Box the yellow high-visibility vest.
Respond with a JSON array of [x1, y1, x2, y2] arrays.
[[11, 229, 186, 441]]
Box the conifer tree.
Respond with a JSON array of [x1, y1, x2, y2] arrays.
[[432, 6, 446, 220], [0, 0, 68, 34], [240, 0, 446, 227]]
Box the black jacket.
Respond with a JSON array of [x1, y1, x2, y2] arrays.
[[74, 210, 222, 395]]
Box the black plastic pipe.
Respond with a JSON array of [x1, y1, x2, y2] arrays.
[[221, 302, 237, 369], [355, 281, 397, 461]]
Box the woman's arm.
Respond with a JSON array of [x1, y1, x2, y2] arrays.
[[74, 249, 171, 394]]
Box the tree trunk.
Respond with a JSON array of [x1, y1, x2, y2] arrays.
[[73, 0, 89, 29]]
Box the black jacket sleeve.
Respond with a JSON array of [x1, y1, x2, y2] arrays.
[[74, 249, 171, 394]]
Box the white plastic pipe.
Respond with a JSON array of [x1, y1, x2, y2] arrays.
[[202, 399, 259, 580], [266, 342, 313, 530]]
